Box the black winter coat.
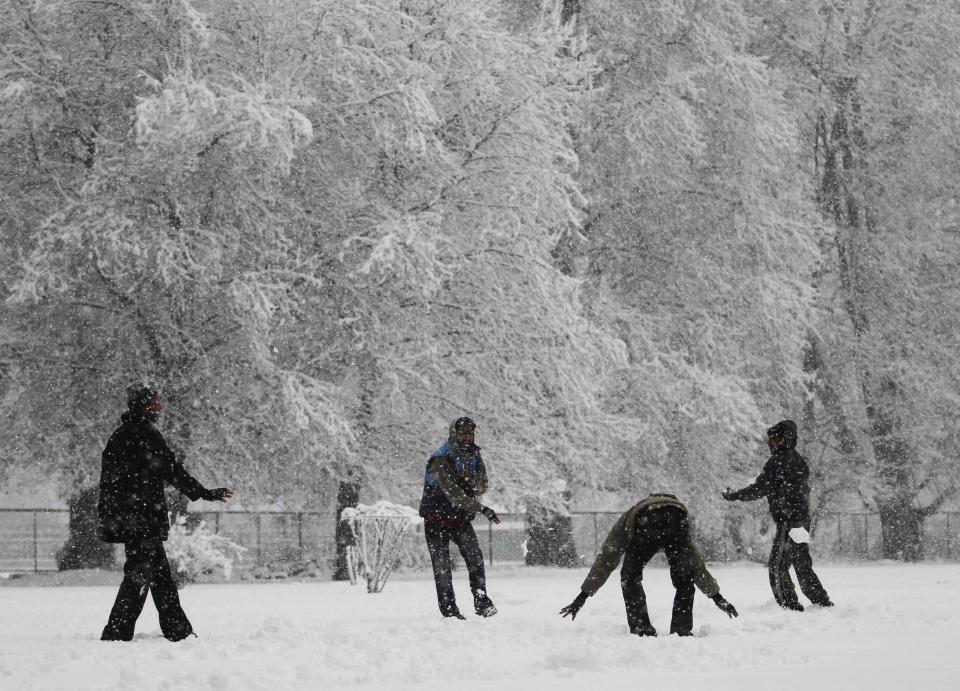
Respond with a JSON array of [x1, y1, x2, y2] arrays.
[[97, 411, 210, 543], [727, 448, 811, 525]]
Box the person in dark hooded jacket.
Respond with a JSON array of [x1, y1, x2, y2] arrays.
[[419, 416, 501, 619], [97, 385, 234, 641], [723, 419, 833, 611]]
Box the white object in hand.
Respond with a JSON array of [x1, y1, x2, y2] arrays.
[[789, 527, 811, 544]]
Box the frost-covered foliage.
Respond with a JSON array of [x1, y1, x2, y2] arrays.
[[0, 0, 350, 499], [0, 0, 624, 510], [266, 0, 630, 506], [1, 0, 957, 549], [546, 0, 827, 530], [747, 0, 960, 529], [165, 515, 246, 585]]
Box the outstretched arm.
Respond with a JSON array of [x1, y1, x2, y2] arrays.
[[723, 460, 773, 502], [560, 591, 589, 620], [157, 431, 233, 502], [579, 511, 631, 596]]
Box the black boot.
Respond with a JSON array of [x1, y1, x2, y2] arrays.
[[101, 627, 133, 642], [473, 590, 497, 617], [441, 604, 466, 620]]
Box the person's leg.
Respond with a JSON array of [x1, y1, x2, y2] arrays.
[[791, 541, 833, 606], [451, 523, 495, 615], [621, 520, 661, 636], [662, 511, 696, 636], [425, 522, 460, 616], [101, 542, 152, 641], [768, 523, 802, 610], [148, 543, 194, 640]]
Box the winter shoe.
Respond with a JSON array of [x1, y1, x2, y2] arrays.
[[164, 629, 196, 642], [781, 602, 804, 612], [473, 591, 497, 617], [631, 624, 657, 637], [100, 631, 133, 642], [442, 606, 466, 620]]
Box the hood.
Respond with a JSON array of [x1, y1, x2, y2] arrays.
[[121, 410, 153, 425], [767, 419, 798, 449]]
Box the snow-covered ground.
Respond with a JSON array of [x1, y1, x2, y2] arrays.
[[1, 561, 958, 690]]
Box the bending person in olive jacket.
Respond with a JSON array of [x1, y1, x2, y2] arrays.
[[98, 386, 234, 641], [560, 494, 738, 637], [723, 419, 832, 611], [419, 416, 501, 619]]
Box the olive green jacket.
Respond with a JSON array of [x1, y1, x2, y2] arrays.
[[580, 495, 720, 597], [427, 455, 486, 515]]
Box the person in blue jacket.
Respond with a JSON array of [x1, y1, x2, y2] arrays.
[[419, 417, 501, 619]]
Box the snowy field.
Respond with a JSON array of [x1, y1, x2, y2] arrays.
[[1, 561, 959, 691]]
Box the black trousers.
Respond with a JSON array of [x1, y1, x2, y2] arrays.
[[101, 540, 193, 641], [620, 506, 697, 636], [769, 522, 831, 607], [424, 521, 487, 615]]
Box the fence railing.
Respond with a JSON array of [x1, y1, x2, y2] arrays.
[[1, 508, 958, 573], [0, 508, 69, 573]]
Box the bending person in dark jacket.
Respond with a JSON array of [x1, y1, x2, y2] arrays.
[[98, 385, 234, 641], [723, 419, 833, 611], [419, 416, 501, 619], [560, 494, 738, 637]]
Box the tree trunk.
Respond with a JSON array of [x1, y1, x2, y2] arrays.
[[561, 0, 581, 24], [801, 337, 858, 455], [333, 479, 360, 580], [878, 502, 925, 561], [331, 347, 377, 579]]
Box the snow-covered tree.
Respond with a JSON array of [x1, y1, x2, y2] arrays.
[[548, 0, 826, 539], [0, 0, 351, 500], [275, 0, 628, 509], [1, 1, 628, 517], [748, 0, 960, 558]]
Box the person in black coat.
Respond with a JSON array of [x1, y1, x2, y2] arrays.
[[722, 419, 833, 611], [98, 385, 234, 641]]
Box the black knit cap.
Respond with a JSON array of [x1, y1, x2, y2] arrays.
[[767, 419, 798, 448], [127, 384, 159, 412], [453, 416, 476, 433]]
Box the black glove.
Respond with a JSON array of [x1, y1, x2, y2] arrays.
[[480, 506, 501, 524], [711, 593, 738, 618], [560, 591, 588, 620], [721, 487, 737, 501], [204, 488, 232, 502]]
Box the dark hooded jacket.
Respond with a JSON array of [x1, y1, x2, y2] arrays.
[[418, 420, 488, 526], [726, 421, 810, 525], [97, 410, 211, 543]]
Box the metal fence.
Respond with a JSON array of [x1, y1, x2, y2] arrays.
[[0, 509, 70, 572], [1, 508, 958, 573]]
